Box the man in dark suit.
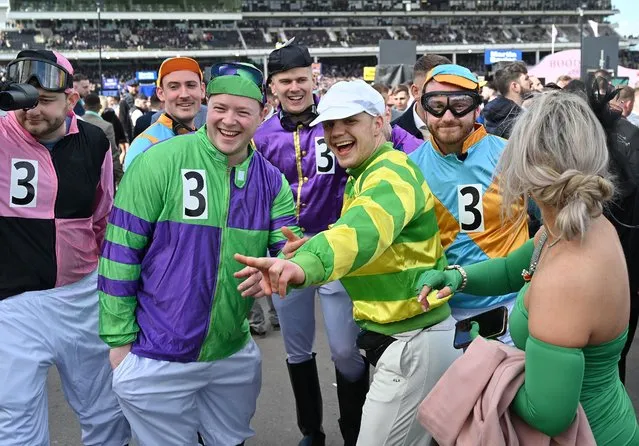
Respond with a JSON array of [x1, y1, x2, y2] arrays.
[[133, 93, 163, 139], [119, 78, 138, 142], [72, 73, 90, 116], [391, 54, 451, 140], [83, 93, 124, 187]]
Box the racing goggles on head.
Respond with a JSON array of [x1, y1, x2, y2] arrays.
[[420, 91, 482, 118], [207, 62, 265, 97], [6, 57, 73, 92]]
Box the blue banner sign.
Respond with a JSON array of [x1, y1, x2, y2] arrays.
[[102, 77, 119, 89], [136, 71, 158, 82], [484, 50, 523, 65]]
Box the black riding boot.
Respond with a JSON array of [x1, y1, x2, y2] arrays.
[[287, 355, 326, 446], [336, 357, 370, 446]]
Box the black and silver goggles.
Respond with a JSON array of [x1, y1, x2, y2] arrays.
[[420, 91, 482, 118], [6, 58, 73, 92]]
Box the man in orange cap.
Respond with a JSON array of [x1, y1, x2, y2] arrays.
[[124, 56, 205, 170]]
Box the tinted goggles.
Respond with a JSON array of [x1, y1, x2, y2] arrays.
[[207, 62, 265, 96], [420, 91, 482, 118], [6, 58, 73, 92]]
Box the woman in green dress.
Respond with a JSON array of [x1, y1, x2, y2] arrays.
[[417, 90, 638, 445]]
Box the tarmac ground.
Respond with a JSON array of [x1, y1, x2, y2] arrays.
[[48, 298, 639, 445]]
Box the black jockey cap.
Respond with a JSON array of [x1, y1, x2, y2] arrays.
[[267, 38, 312, 82]]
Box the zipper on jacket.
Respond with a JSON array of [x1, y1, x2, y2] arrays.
[[215, 166, 232, 315], [293, 124, 304, 219], [200, 165, 232, 358]]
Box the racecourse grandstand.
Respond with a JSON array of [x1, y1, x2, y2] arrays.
[[241, 0, 617, 15], [0, 0, 630, 78], [6, 0, 615, 13]]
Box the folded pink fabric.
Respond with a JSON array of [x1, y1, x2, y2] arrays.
[[417, 337, 595, 446]]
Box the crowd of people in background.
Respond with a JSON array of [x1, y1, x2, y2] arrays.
[[57, 59, 639, 146]]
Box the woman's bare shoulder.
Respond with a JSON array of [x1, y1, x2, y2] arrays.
[[526, 245, 599, 348]]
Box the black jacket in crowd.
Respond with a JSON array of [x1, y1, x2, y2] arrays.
[[391, 104, 424, 141], [605, 117, 639, 295], [481, 95, 522, 139]]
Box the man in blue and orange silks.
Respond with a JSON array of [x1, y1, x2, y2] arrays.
[[410, 64, 529, 342]]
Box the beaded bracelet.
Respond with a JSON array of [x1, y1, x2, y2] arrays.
[[445, 265, 468, 292]]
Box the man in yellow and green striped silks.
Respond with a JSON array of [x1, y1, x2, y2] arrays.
[[235, 79, 460, 446]]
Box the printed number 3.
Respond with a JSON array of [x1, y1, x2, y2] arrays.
[[458, 184, 485, 233], [182, 169, 207, 219], [315, 137, 335, 174], [10, 159, 38, 208]]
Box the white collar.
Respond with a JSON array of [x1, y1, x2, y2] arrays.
[[412, 104, 426, 130]]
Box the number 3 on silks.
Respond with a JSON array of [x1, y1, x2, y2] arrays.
[[182, 169, 208, 219], [315, 137, 335, 175], [10, 159, 38, 208], [457, 184, 485, 233]]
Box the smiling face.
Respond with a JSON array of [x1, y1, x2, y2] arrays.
[[15, 87, 78, 142], [270, 66, 314, 114], [322, 112, 384, 169], [206, 93, 267, 165], [157, 70, 205, 127], [423, 80, 479, 154]]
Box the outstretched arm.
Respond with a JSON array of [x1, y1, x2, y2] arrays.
[[234, 227, 308, 298], [416, 238, 535, 307], [234, 254, 305, 297], [290, 160, 427, 287]]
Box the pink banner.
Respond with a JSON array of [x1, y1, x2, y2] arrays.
[[529, 49, 639, 87], [528, 49, 581, 82]]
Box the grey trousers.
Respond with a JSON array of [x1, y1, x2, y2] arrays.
[[248, 296, 279, 329]]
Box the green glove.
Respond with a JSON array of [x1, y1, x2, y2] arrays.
[[415, 269, 463, 296], [430, 239, 535, 299], [470, 321, 480, 340], [416, 239, 535, 302]]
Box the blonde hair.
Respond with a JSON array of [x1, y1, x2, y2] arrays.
[[497, 91, 614, 241]]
